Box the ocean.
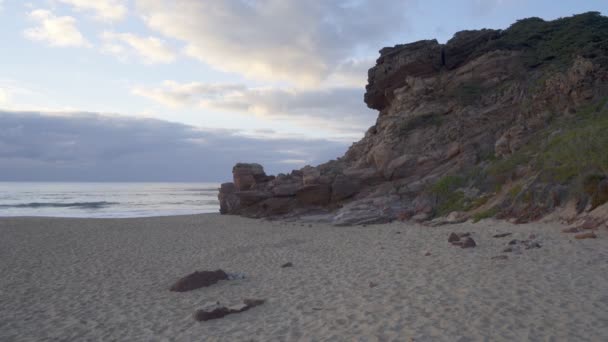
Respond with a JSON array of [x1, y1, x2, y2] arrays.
[[0, 182, 220, 218]]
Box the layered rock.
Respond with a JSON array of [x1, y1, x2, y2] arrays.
[[219, 13, 608, 226]]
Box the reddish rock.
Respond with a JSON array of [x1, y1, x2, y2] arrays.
[[575, 232, 598, 239], [170, 270, 228, 292], [296, 184, 331, 206]]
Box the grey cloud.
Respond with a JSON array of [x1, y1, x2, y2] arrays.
[[0, 111, 351, 182]]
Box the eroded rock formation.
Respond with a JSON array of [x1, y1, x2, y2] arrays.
[[219, 13, 608, 226]]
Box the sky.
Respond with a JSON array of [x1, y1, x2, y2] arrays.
[[1, 0, 607, 182]]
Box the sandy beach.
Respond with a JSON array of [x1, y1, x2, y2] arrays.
[[1, 214, 607, 341]]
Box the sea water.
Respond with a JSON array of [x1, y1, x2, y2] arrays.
[[0, 182, 220, 218]]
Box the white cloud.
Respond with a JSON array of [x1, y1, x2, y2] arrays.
[[24, 9, 91, 48], [101, 31, 177, 64], [58, 0, 128, 22], [132, 81, 246, 107], [131, 80, 375, 135], [0, 89, 8, 105], [135, 0, 410, 86]]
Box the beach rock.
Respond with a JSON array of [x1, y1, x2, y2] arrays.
[[460, 237, 477, 248], [575, 232, 598, 239], [193, 299, 265, 322], [281, 262, 293, 268], [218, 14, 608, 227], [170, 270, 228, 292]]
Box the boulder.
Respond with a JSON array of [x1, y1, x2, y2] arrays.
[[170, 270, 228, 292], [296, 184, 331, 206], [218, 183, 239, 214], [233, 163, 267, 191]]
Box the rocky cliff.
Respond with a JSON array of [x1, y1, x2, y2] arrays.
[[219, 12, 608, 226]]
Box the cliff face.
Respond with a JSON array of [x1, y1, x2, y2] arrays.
[[219, 12, 608, 226]]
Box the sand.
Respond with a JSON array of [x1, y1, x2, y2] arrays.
[[1, 214, 607, 341]]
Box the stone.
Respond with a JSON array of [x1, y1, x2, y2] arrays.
[[170, 270, 228, 292], [493, 233, 512, 238], [193, 299, 265, 322], [448, 232, 461, 243], [296, 184, 331, 206], [575, 232, 598, 239], [460, 237, 477, 248]]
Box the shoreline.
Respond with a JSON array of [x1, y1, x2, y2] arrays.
[[1, 215, 607, 341]]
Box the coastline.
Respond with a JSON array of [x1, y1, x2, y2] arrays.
[[1, 214, 607, 341]]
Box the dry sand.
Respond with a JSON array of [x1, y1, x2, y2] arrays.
[[1, 214, 607, 341]]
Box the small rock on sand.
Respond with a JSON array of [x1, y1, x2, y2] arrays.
[[461, 237, 477, 248], [193, 299, 265, 322], [493, 233, 512, 238], [170, 270, 228, 292]]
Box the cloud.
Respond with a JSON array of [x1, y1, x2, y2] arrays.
[[132, 81, 376, 135], [58, 0, 128, 22], [24, 9, 91, 48], [0, 110, 349, 181], [100, 31, 177, 64], [135, 0, 410, 86]]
